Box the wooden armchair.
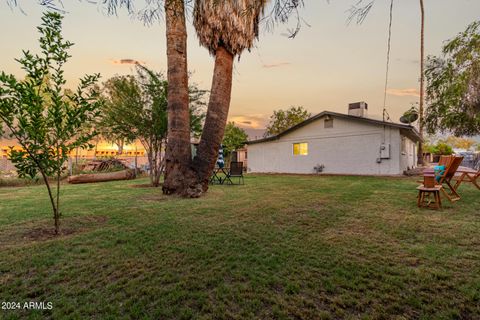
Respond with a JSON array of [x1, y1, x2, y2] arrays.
[[453, 159, 480, 191], [435, 156, 464, 202], [438, 155, 453, 166]]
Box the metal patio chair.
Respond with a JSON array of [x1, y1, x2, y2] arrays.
[[223, 161, 244, 185]]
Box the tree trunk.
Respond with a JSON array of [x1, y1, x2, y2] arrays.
[[39, 169, 59, 235], [162, 0, 193, 195], [150, 141, 163, 188], [117, 139, 124, 155], [191, 46, 234, 194], [417, 0, 425, 165]]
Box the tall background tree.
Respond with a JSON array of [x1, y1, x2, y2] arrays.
[[222, 122, 248, 164], [264, 106, 311, 137], [442, 136, 476, 150], [425, 20, 480, 137], [0, 12, 101, 234]]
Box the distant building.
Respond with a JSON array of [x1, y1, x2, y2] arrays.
[[247, 102, 422, 175]]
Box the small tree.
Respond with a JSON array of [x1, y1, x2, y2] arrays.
[[0, 12, 101, 234], [222, 122, 248, 164], [264, 106, 311, 137]]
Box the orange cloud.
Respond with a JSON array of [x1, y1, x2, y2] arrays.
[[228, 114, 268, 129], [262, 61, 291, 69], [110, 59, 145, 65], [386, 88, 420, 97]]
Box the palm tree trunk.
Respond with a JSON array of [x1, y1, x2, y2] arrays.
[[162, 0, 193, 195], [192, 46, 234, 192], [417, 0, 425, 165]]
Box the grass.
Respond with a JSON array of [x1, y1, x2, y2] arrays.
[[0, 175, 479, 319]]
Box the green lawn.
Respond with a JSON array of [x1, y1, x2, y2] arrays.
[[0, 175, 479, 319]]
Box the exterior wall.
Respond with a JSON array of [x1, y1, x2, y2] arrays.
[[248, 116, 407, 175], [399, 136, 417, 172], [235, 148, 248, 169]]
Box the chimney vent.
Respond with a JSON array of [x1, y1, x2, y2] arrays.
[[348, 102, 368, 117]]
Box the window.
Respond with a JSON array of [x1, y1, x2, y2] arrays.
[[324, 118, 333, 128], [293, 143, 308, 156]]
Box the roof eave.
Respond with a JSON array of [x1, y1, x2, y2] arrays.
[[246, 111, 424, 144]]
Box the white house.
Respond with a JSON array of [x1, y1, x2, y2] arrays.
[[247, 102, 421, 175]]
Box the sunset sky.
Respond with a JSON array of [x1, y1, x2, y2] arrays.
[[1, 0, 479, 132]]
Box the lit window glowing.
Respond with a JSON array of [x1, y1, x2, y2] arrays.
[[293, 143, 308, 156]]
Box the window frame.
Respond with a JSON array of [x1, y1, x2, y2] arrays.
[[293, 142, 308, 156]]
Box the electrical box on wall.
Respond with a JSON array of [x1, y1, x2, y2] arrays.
[[380, 143, 391, 159]]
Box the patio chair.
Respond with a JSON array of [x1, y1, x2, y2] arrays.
[[419, 155, 451, 181], [438, 155, 453, 166], [435, 156, 464, 202], [223, 161, 244, 185], [453, 161, 480, 191]]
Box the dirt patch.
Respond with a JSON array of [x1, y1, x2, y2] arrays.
[[22, 227, 77, 241], [0, 215, 108, 248]]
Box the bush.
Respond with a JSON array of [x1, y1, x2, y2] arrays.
[[426, 142, 454, 155]]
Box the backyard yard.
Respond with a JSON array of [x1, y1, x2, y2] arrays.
[[0, 175, 479, 319]]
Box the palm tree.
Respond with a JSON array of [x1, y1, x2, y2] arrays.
[[163, 0, 276, 196], [188, 0, 269, 193], [162, 0, 194, 195]]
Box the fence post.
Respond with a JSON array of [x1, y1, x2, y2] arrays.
[[134, 144, 138, 176], [68, 157, 73, 176]]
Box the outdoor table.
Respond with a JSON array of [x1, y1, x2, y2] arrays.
[[453, 166, 479, 191], [417, 185, 443, 210], [209, 167, 229, 185]]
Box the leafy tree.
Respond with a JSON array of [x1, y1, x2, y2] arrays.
[[100, 65, 206, 187], [222, 122, 248, 164], [0, 12, 101, 234], [264, 106, 311, 137], [425, 20, 480, 137], [443, 136, 476, 150]]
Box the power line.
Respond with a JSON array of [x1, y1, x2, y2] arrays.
[[383, 0, 394, 122]]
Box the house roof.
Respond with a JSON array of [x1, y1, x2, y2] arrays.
[[247, 111, 422, 145]]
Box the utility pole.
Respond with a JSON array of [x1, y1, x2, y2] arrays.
[[418, 0, 425, 166]]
